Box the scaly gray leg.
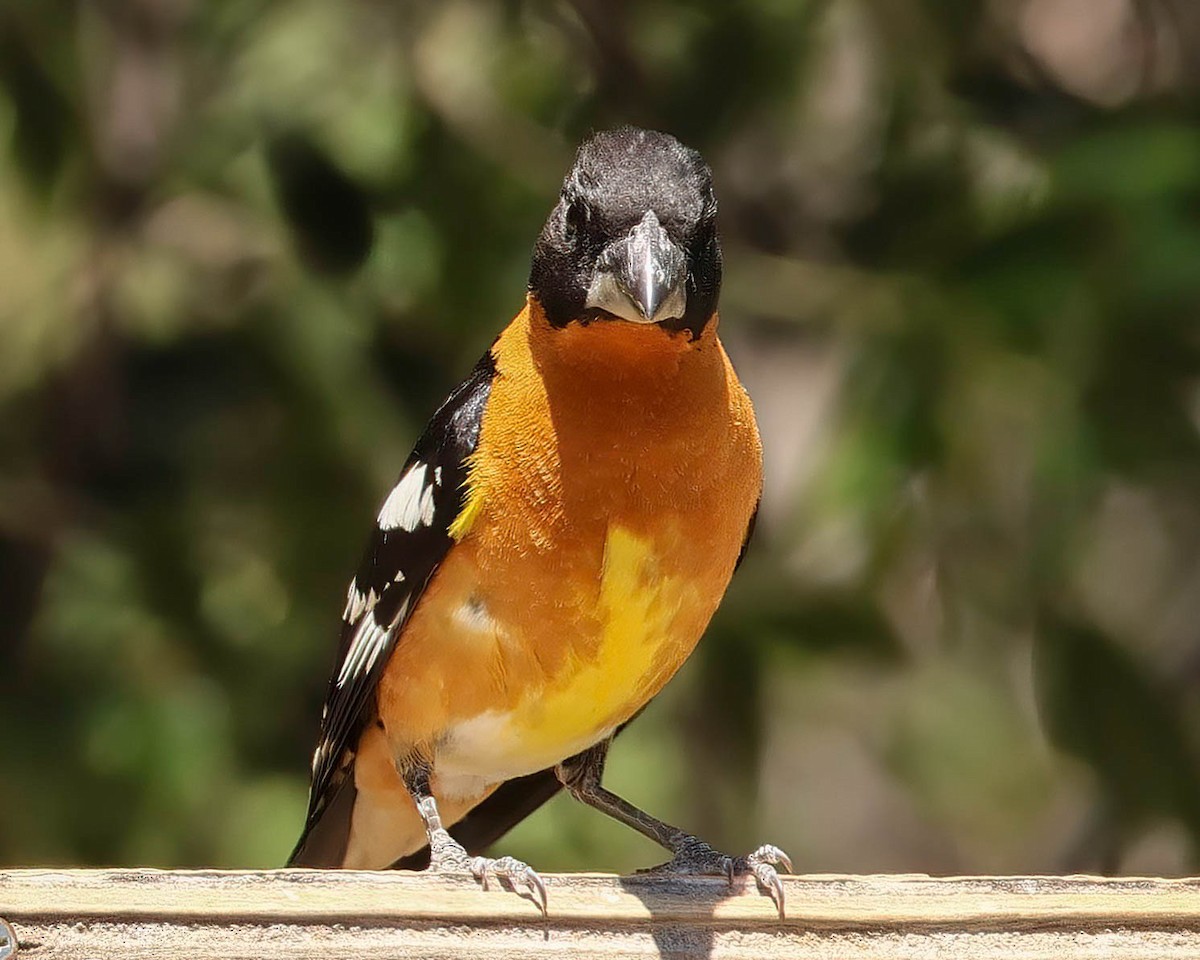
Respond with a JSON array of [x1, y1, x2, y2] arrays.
[[401, 761, 547, 912], [555, 740, 793, 917]]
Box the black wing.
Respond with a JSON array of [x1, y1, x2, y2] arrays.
[[394, 498, 763, 868], [289, 348, 496, 866]]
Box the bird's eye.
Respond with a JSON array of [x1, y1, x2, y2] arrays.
[[564, 197, 589, 239]]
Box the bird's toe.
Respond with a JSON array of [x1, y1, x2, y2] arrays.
[[641, 836, 793, 918], [470, 854, 547, 914]]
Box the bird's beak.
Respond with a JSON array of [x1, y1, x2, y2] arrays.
[[585, 211, 688, 324]]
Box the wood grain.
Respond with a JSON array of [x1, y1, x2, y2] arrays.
[[1, 870, 1199, 959]]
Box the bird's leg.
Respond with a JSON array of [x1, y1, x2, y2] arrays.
[[401, 762, 471, 870], [400, 760, 546, 912], [555, 740, 793, 917]]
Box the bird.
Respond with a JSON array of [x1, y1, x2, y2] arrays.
[[288, 126, 790, 914]]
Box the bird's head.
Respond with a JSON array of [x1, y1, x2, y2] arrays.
[[529, 127, 721, 339]]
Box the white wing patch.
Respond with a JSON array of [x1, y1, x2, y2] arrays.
[[342, 581, 369, 623], [310, 737, 351, 776], [377, 462, 437, 532], [311, 739, 330, 774], [334, 596, 411, 689]]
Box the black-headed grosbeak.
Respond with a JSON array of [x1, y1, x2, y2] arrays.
[[289, 127, 790, 913]]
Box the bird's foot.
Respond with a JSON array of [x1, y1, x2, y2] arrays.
[[426, 828, 547, 913], [469, 854, 548, 914], [641, 837, 793, 918]]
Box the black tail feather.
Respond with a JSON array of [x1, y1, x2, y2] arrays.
[[288, 776, 357, 867]]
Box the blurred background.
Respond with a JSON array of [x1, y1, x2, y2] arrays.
[[2, 0, 1200, 876]]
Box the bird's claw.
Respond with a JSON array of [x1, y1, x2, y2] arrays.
[[426, 830, 547, 913], [470, 854, 548, 914], [643, 838, 793, 919], [744, 843, 792, 919]]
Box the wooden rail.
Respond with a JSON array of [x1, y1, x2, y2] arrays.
[[2, 870, 1199, 958]]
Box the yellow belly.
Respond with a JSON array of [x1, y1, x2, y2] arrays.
[[434, 525, 700, 790]]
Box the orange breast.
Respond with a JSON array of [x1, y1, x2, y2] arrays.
[[375, 299, 762, 791]]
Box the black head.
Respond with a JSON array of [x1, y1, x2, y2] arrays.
[[529, 127, 721, 338]]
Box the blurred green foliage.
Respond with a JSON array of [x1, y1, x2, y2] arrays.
[[1, 0, 1199, 875]]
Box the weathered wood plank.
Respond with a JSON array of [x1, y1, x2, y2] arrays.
[[1, 870, 1198, 959]]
